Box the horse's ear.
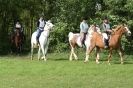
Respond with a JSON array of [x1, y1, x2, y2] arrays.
[[121, 23, 127, 27], [112, 25, 117, 29], [123, 24, 127, 27]]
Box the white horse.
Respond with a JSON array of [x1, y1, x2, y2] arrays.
[[31, 20, 54, 61], [68, 25, 101, 61]]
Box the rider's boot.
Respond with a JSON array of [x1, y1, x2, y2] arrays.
[[104, 39, 109, 49]]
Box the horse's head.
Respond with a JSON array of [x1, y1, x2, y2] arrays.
[[88, 25, 101, 35], [124, 26, 131, 36], [44, 20, 54, 31], [88, 25, 94, 34], [114, 25, 131, 36]]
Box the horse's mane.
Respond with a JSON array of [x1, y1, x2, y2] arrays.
[[112, 25, 123, 32]]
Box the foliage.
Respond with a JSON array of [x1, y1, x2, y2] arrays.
[[0, 0, 133, 53]]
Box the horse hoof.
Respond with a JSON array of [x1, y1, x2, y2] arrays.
[[96, 62, 100, 64], [44, 59, 47, 61], [75, 58, 78, 60], [107, 61, 111, 65], [69, 59, 72, 61], [121, 62, 124, 64], [84, 60, 88, 63]]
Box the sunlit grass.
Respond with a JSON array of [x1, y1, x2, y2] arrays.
[[0, 52, 133, 88]]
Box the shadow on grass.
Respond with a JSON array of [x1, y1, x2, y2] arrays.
[[53, 58, 68, 61], [113, 61, 133, 64]]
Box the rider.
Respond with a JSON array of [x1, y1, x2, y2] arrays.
[[80, 17, 89, 47], [36, 15, 46, 44], [102, 17, 112, 48], [14, 21, 24, 42], [14, 21, 22, 32]]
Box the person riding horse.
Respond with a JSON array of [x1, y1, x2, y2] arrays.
[[36, 16, 46, 45], [102, 17, 112, 48], [10, 21, 24, 53], [13, 21, 24, 43], [80, 17, 89, 47]]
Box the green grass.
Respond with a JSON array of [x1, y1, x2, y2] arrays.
[[0, 52, 133, 88]]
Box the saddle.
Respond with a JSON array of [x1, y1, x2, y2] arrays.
[[75, 34, 87, 47]]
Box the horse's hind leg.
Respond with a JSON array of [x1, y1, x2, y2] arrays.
[[95, 47, 100, 64], [31, 45, 34, 60], [107, 49, 112, 65], [69, 47, 73, 61], [38, 47, 41, 60], [69, 42, 78, 61], [72, 48, 78, 60]]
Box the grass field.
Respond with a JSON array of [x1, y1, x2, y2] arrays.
[[0, 52, 133, 88]]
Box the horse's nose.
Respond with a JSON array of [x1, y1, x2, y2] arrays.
[[128, 32, 131, 36]]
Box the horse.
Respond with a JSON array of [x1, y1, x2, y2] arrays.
[[11, 28, 23, 54], [68, 25, 101, 61], [31, 21, 54, 61], [84, 24, 131, 64]]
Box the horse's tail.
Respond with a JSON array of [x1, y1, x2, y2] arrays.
[[68, 32, 74, 41]]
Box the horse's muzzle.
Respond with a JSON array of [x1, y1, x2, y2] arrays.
[[127, 32, 131, 36]]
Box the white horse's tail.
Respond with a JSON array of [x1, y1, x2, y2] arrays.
[[68, 32, 74, 41]]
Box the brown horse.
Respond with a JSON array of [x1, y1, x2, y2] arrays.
[[11, 28, 23, 54], [84, 24, 131, 64]]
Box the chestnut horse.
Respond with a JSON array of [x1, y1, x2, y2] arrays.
[[14, 29, 22, 53], [84, 24, 131, 64], [68, 25, 101, 61]]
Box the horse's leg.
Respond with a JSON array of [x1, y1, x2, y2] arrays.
[[107, 49, 112, 65], [72, 47, 78, 60], [84, 52, 90, 62], [69, 47, 73, 61], [84, 46, 95, 63], [10, 35, 14, 53], [41, 40, 49, 61], [69, 42, 74, 61], [95, 47, 100, 64], [16, 43, 19, 55], [118, 48, 124, 64], [69, 42, 78, 61], [38, 46, 41, 60], [31, 44, 34, 60], [40, 45, 47, 61], [19, 41, 22, 53], [18, 43, 21, 54], [10, 41, 14, 54], [44, 39, 49, 57]]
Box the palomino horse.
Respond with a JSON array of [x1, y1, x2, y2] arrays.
[[31, 21, 54, 61], [68, 25, 101, 61], [84, 24, 131, 64]]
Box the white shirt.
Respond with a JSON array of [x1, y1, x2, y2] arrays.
[[15, 23, 21, 28], [80, 21, 89, 33], [103, 23, 111, 31]]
